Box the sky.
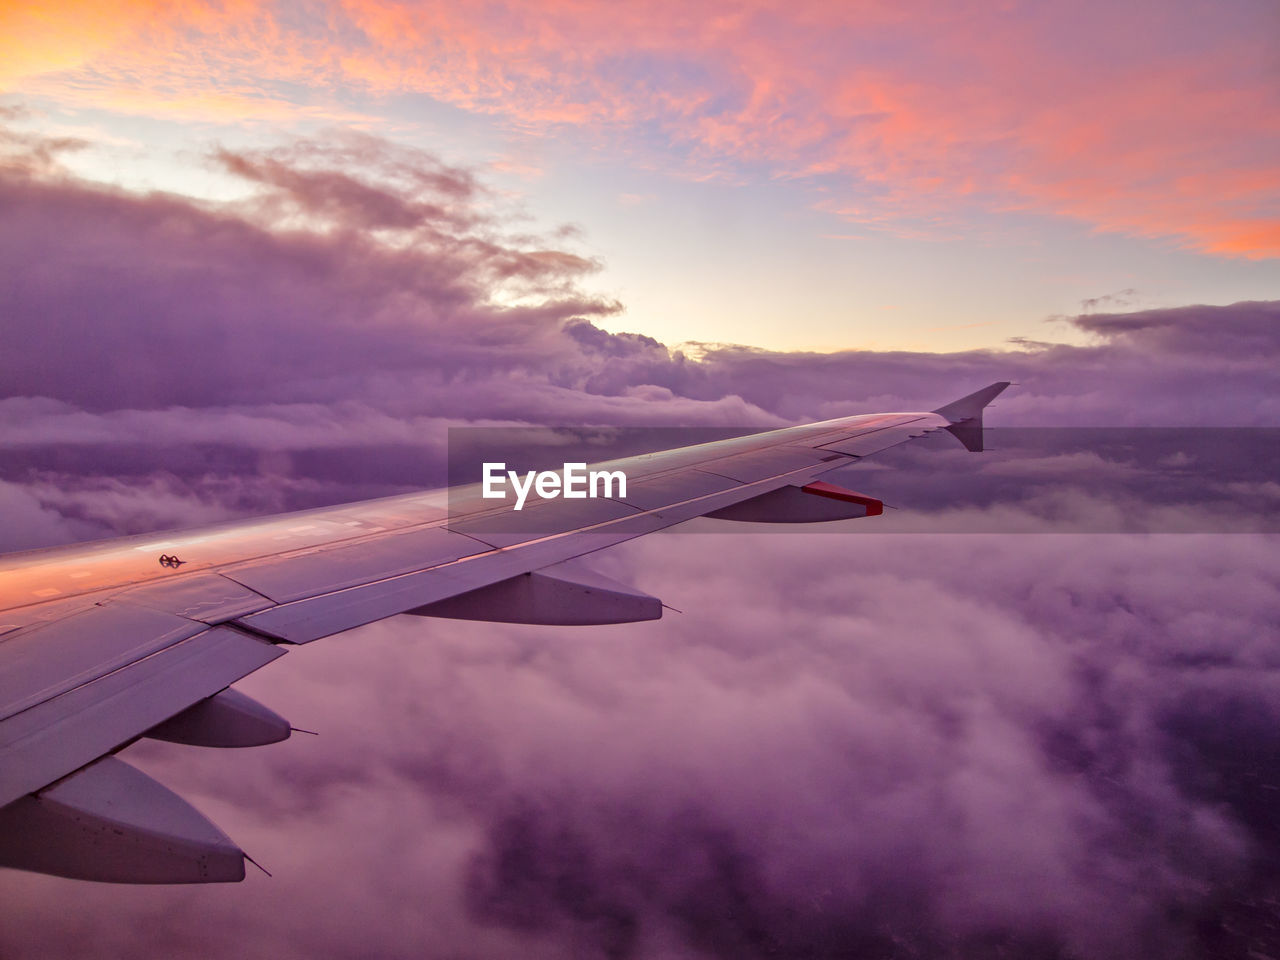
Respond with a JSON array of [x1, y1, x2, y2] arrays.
[[1, 0, 1278, 351], [2, 2, 1280, 958]]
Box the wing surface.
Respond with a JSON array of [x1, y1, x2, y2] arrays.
[[0, 383, 1008, 882]]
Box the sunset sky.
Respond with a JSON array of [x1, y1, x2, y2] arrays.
[[3, 4, 1280, 959], [3, 0, 1277, 352]]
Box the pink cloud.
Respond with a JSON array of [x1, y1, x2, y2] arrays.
[[332, 0, 1280, 255], [6, 1, 1275, 255]]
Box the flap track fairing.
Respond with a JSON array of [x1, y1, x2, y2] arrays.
[[706, 481, 883, 523], [407, 559, 662, 625]]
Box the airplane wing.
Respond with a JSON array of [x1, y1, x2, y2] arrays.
[[0, 383, 1009, 883]]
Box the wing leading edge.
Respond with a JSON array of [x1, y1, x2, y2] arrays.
[[0, 382, 1009, 883]]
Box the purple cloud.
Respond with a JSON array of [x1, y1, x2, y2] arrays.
[[3, 534, 1276, 959], [3, 121, 1278, 433]]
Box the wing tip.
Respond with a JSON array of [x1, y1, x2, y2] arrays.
[[933, 381, 1012, 453], [932, 381, 1012, 424]]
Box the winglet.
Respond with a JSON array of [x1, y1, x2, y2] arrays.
[[932, 381, 1011, 453]]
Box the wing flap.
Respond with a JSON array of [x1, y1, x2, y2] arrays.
[[0, 603, 207, 722], [0, 625, 283, 808]]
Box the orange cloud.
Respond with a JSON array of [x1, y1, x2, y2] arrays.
[[5, 0, 1277, 257], [0, 1, 172, 86]]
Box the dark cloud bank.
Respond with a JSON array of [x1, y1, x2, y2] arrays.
[[1, 124, 1279, 959]]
